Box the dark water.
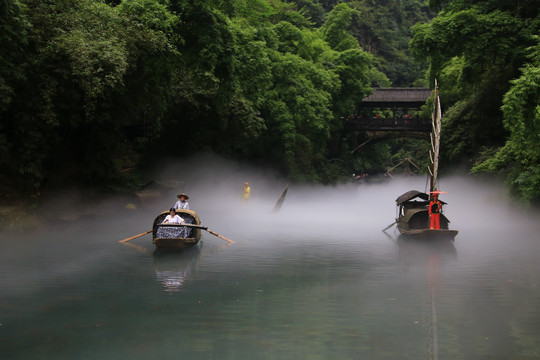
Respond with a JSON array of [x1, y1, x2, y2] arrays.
[[1, 175, 540, 360]]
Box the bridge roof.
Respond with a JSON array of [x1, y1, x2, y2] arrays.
[[361, 87, 432, 108]]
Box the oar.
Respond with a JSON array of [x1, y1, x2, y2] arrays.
[[205, 228, 235, 244], [120, 240, 151, 254], [119, 230, 152, 243], [273, 183, 289, 212], [382, 221, 397, 231]]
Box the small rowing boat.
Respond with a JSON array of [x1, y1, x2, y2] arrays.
[[152, 209, 204, 251]]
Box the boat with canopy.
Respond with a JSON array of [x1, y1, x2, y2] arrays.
[[394, 81, 458, 240], [152, 209, 203, 250]]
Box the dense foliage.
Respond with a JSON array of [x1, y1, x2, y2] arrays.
[[6, 0, 538, 205], [2, 0, 432, 204], [410, 0, 540, 203], [472, 38, 540, 202]]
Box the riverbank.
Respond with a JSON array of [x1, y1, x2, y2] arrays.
[[0, 200, 139, 233], [0, 179, 185, 232], [0, 205, 42, 231]]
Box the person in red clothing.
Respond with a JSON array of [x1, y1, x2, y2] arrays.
[[429, 192, 442, 229]]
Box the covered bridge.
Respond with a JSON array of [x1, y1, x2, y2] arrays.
[[344, 87, 433, 132]]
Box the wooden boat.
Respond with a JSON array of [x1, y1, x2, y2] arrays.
[[395, 190, 458, 239], [394, 82, 458, 240], [152, 209, 203, 250]]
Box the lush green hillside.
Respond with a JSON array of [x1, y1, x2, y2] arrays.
[[1, 0, 538, 205], [410, 0, 540, 202]]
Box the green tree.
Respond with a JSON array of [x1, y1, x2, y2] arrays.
[[0, 0, 182, 201], [0, 0, 27, 112], [260, 49, 339, 179], [320, 3, 361, 51], [473, 39, 540, 203], [410, 0, 540, 201], [410, 4, 538, 164], [0, 0, 28, 199], [0, 0, 404, 205]]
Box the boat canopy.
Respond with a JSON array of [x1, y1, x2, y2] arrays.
[[396, 190, 429, 205], [400, 206, 427, 223], [400, 206, 450, 230]]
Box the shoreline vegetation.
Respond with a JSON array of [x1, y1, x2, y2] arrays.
[[1, 0, 539, 224]]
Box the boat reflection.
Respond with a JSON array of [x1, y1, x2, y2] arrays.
[[397, 235, 457, 266], [395, 235, 457, 358], [152, 246, 201, 293]]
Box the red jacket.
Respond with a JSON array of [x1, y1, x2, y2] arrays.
[[429, 200, 441, 214]]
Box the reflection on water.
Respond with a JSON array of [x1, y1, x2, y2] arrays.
[[1, 175, 540, 359], [153, 247, 201, 293], [395, 236, 457, 360], [397, 236, 457, 266]]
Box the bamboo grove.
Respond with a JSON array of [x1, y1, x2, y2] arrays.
[[1, 0, 539, 204]]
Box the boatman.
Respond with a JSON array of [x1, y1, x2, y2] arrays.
[[429, 192, 442, 230], [174, 193, 190, 210], [242, 182, 250, 203]]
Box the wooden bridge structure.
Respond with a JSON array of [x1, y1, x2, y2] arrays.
[[343, 87, 433, 153]]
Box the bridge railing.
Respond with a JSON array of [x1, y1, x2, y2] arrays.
[[343, 116, 431, 132]]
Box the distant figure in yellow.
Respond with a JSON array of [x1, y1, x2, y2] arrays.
[[242, 182, 251, 203]]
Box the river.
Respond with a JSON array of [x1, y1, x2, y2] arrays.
[[1, 171, 539, 360]]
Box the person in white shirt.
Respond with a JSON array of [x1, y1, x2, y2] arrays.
[[162, 208, 185, 224], [174, 193, 190, 210]]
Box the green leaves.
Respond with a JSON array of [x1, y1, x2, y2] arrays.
[[1, 0, 389, 201], [409, 0, 540, 202], [332, 48, 378, 117], [411, 8, 525, 83], [260, 50, 336, 177], [0, 0, 28, 111], [118, 0, 177, 33], [474, 39, 540, 202], [320, 3, 361, 51]]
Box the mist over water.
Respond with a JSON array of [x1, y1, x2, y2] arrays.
[[1, 155, 540, 359]]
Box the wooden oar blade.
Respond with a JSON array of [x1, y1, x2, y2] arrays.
[[382, 221, 396, 231], [205, 229, 235, 244], [273, 183, 289, 212], [119, 230, 152, 243]]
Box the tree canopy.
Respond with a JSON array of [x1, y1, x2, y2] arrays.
[[0, 0, 389, 203], [3, 0, 537, 205], [410, 0, 540, 203]]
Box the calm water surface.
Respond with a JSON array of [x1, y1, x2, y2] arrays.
[[1, 177, 539, 359]]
